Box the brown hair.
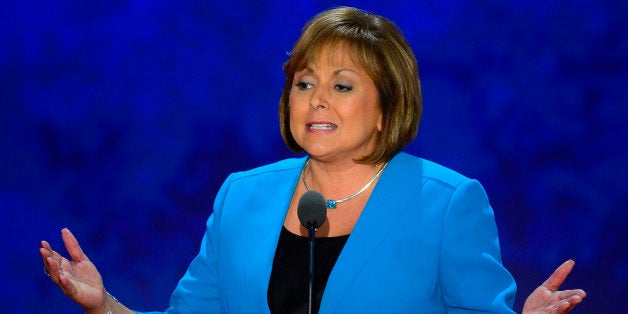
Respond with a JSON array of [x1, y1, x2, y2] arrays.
[[279, 6, 422, 164]]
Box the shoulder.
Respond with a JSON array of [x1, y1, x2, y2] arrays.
[[213, 157, 306, 211], [390, 152, 471, 190], [225, 156, 306, 184]]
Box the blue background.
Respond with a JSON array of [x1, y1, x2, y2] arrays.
[[1, 0, 625, 313]]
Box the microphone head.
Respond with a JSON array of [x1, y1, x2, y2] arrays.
[[297, 190, 327, 229]]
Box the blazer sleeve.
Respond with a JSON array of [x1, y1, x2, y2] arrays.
[[439, 179, 517, 313], [136, 174, 234, 314]]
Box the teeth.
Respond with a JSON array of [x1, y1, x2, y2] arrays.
[[309, 124, 335, 130]]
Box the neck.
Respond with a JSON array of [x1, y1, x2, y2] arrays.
[[301, 158, 387, 209]]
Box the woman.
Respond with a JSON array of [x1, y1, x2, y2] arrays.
[[40, 7, 586, 313]]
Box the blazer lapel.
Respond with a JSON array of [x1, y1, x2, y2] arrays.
[[320, 153, 424, 312], [244, 160, 304, 312]]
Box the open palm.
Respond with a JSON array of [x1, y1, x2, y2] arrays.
[[523, 260, 586, 313], [40, 228, 106, 312]]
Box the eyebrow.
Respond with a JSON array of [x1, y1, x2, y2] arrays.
[[302, 67, 358, 75]]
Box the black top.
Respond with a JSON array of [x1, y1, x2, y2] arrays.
[[267, 227, 349, 314]]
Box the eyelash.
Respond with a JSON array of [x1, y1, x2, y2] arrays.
[[294, 81, 353, 92], [295, 81, 312, 90], [335, 84, 353, 92]]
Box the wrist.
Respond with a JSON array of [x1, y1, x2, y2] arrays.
[[104, 290, 119, 314], [84, 289, 118, 314]]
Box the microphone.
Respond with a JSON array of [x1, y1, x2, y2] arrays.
[[297, 190, 327, 229], [297, 190, 327, 314]]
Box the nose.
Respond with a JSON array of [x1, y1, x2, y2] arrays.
[[309, 86, 329, 110]]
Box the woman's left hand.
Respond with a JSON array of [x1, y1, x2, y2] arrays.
[[522, 259, 586, 313]]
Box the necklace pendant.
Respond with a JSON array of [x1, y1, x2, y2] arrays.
[[326, 199, 337, 209]]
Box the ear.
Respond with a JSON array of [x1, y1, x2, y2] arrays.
[[376, 113, 383, 132]]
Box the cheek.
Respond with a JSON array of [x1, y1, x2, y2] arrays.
[[288, 95, 308, 118], [287, 99, 300, 133]]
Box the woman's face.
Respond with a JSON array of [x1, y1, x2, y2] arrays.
[[289, 45, 382, 162]]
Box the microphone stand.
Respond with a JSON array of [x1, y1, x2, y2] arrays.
[[306, 222, 316, 314], [297, 190, 326, 314]]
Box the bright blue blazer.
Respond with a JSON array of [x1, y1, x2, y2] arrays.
[[139, 152, 516, 313]]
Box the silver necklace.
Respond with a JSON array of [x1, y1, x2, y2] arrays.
[[300, 159, 388, 209]]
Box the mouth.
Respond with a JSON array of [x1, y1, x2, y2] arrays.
[[307, 123, 337, 130]]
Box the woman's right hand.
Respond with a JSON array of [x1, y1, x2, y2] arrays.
[[40, 228, 107, 313]]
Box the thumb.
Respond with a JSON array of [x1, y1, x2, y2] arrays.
[[542, 259, 575, 291]]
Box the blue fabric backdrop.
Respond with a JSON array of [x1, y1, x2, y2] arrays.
[[1, 0, 625, 312]]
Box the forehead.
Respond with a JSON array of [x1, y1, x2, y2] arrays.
[[301, 42, 365, 72]]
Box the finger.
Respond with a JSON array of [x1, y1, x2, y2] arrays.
[[549, 289, 584, 305], [42, 239, 66, 265], [61, 228, 88, 262], [558, 289, 587, 300], [40, 240, 59, 262], [40, 240, 61, 261], [40, 240, 52, 251], [40, 248, 57, 278], [57, 271, 79, 298], [554, 301, 570, 314], [552, 290, 585, 313], [543, 259, 575, 291], [40, 241, 51, 264], [547, 300, 574, 314], [564, 293, 584, 305], [545, 304, 560, 314], [555, 299, 577, 314], [45, 256, 62, 284], [565, 295, 584, 311], [40, 245, 53, 277]]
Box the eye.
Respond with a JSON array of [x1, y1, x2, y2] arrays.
[[334, 84, 353, 92], [295, 81, 314, 91]]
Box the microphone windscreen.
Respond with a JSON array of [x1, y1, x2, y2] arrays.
[[297, 190, 327, 229]]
